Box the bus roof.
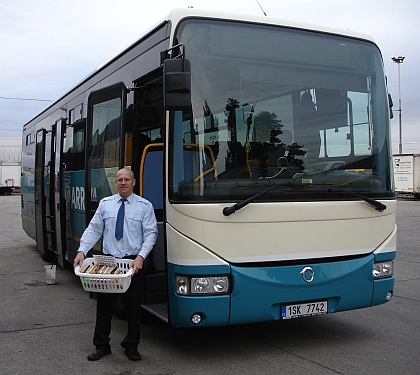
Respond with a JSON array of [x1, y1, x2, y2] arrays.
[[166, 8, 375, 43]]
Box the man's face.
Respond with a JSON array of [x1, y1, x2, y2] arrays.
[[115, 169, 136, 198]]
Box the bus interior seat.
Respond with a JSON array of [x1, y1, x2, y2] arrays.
[[182, 147, 215, 182], [142, 147, 163, 210], [140, 144, 166, 299]]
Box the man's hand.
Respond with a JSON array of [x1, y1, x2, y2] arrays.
[[130, 256, 144, 275], [73, 251, 85, 268]]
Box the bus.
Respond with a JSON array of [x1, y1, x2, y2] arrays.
[[21, 8, 396, 327]]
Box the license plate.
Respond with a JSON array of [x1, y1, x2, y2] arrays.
[[281, 301, 328, 319]]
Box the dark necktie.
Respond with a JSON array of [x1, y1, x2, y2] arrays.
[[115, 198, 127, 241]]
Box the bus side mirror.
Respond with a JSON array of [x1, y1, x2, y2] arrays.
[[163, 58, 191, 111]]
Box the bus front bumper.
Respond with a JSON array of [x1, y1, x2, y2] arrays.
[[167, 252, 395, 327]]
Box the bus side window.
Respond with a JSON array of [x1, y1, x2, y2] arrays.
[[65, 119, 85, 171]]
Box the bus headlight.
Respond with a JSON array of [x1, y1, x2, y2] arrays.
[[212, 276, 229, 293], [175, 276, 189, 295], [175, 275, 230, 295], [373, 261, 393, 279], [192, 277, 210, 293]]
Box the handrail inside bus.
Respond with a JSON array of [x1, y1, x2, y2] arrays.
[[139, 142, 218, 197]]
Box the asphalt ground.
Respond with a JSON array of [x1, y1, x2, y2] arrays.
[[0, 194, 419, 375]]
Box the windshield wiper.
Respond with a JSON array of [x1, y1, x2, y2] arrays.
[[222, 182, 299, 216], [283, 187, 387, 212], [327, 188, 387, 212], [222, 183, 387, 216]]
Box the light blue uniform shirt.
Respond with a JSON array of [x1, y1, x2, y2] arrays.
[[78, 193, 158, 259]]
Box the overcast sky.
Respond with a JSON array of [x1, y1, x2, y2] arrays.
[[1, 0, 418, 154]]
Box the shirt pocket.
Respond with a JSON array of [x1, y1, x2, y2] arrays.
[[126, 211, 143, 236], [102, 210, 116, 224]]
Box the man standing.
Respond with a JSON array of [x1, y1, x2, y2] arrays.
[[73, 168, 157, 361]]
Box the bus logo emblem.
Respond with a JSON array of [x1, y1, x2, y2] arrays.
[[300, 267, 315, 283]]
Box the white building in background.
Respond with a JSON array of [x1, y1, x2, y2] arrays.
[[0, 138, 21, 194]]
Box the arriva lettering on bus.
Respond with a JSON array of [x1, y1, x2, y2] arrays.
[[71, 186, 85, 210], [71, 186, 98, 209]]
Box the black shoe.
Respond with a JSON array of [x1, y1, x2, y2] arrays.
[[124, 348, 142, 361], [87, 349, 111, 361]]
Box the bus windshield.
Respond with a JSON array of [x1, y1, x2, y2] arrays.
[[169, 19, 393, 202]]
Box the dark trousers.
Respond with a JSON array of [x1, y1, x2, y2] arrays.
[[93, 269, 144, 351]]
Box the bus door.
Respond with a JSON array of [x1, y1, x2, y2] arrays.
[[53, 118, 66, 267], [133, 72, 167, 319], [85, 82, 127, 228], [34, 128, 56, 262]]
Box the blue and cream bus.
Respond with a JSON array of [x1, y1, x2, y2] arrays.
[[21, 8, 396, 327]]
